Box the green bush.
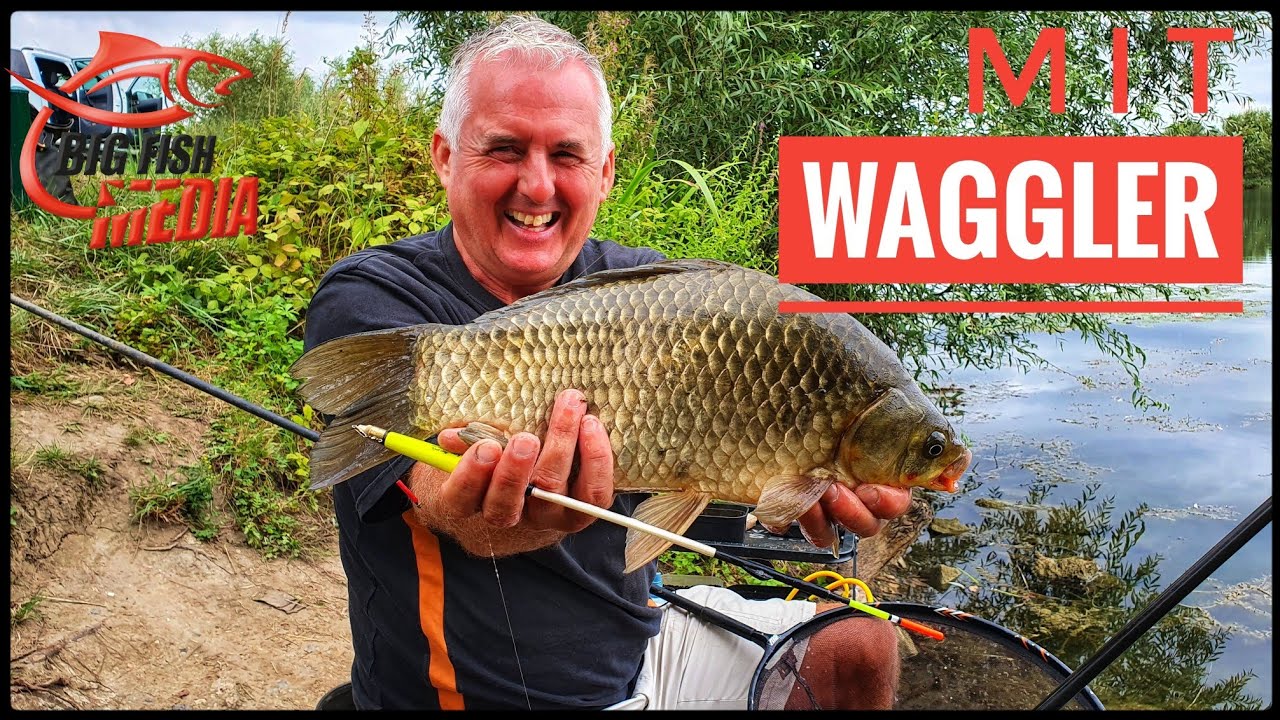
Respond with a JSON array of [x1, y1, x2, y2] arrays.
[[1224, 109, 1273, 190]]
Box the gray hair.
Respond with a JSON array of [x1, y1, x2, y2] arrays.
[[437, 15, 613, 153]]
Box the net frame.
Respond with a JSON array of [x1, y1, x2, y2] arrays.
[[746, 602, 1106, 711]]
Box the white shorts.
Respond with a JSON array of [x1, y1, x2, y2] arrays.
[[620, 585, 818, 710]]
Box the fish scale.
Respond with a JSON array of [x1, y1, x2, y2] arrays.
[[292, 259, 970, 571], [405, 265, 861, 499]]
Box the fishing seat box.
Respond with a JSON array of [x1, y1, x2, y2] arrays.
[[685, 502, 857, 568]]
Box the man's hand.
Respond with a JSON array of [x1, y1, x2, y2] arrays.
[[795, 484, 913, 549], [433, 389, 615, 534]]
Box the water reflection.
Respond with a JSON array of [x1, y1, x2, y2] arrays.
[[901, 480, 1263, 709], [1245, 186, 1273, 261], [901, 187, 1272, 709]]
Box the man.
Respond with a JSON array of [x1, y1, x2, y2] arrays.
[[303, 14, 910, 710]]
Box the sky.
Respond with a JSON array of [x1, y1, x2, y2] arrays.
[[8, 11, 1273, 116], [9, 11, 412, 83]]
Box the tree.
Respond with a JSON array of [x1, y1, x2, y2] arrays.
[[1223, 108, 1273, 189], [179, 30, 314, 131], [1162, 118, 1213, 136], [390, 11, 1270, 166], [1163, 108, 1273, 190]]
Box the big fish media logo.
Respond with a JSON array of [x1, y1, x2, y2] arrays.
[[8, 31, 260, 249]]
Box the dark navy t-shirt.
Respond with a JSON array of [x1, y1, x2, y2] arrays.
[[302, 224, 666, 710]]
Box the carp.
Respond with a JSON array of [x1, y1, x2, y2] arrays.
[[291, 259, 970, 572]]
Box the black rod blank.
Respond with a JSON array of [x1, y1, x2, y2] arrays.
[[10, 293, 320, 443], [1036, 495, 1272, 710]]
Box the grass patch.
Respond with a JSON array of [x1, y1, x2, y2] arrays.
[[33, 444, 72, 467], [10, 369, 82, 398], [128, 465, 220, 540], [10, 593, 44, 627], [162, 397, 208, 420], [33, 444, 108, 489], [76, 458, 107, 489], [123, 426, 174, 448], [205, 406, 327, 558]]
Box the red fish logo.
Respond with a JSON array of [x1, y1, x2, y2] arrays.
[[9, 31, 253, 219]]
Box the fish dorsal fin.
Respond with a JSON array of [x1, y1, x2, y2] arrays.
[[475, 259, 742, 324], [624, 490, 714, 574], [752, 471, 837, 528], [569, 258, 739, 285]]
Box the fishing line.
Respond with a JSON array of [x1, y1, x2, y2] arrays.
[[484, 529, 532, 711]]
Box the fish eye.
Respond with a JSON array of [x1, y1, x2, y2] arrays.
[[925, 431, 946, 458]]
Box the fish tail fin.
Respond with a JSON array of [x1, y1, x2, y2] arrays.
[[291, 325, 432, 490]]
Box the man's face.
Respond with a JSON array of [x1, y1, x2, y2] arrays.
[[431, 57, 615, 302]]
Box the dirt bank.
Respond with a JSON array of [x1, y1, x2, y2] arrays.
[[9, 363, 352, 710]]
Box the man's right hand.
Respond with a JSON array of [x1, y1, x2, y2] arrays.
[[432, 389, 616, 535]]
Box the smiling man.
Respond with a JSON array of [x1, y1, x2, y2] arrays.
[[303, 14, 910, 710], [431, 50, 616, 304]]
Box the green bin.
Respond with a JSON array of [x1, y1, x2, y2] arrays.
[[10, 86, 31, 207]]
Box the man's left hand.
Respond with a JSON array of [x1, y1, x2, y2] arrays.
[[796, 484, 913, 548]]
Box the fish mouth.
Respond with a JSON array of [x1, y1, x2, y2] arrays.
[[505, 210, 561, 232], [927, 448, 972, 493]]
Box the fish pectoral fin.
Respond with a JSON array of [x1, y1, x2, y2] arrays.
[[759, 521, 791, 536], [624, 491, 714, 574], [752, 471, 837, 529], [457, 422, 510, 449]]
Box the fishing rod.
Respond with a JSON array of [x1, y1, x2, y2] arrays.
[[11, 293, 318, 441], [8, 293, 422, 503], [1035, 495, 1272, 710], [353, 424, 944, 641]]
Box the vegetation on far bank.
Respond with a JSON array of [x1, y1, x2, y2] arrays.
[[1164, 108, 1272, 189]]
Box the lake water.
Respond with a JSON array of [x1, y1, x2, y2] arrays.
[[903, 187, 1272, 709]]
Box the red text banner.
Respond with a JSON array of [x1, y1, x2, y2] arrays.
[[778, 136, 1243, 286]]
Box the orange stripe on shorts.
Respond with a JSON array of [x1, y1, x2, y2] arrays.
[[407, 513, 465, 710]]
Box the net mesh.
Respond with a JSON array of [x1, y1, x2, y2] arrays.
[[750, 606, 1102, 711]]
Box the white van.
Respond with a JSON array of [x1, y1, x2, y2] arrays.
[[9, 45, 168, 142]]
